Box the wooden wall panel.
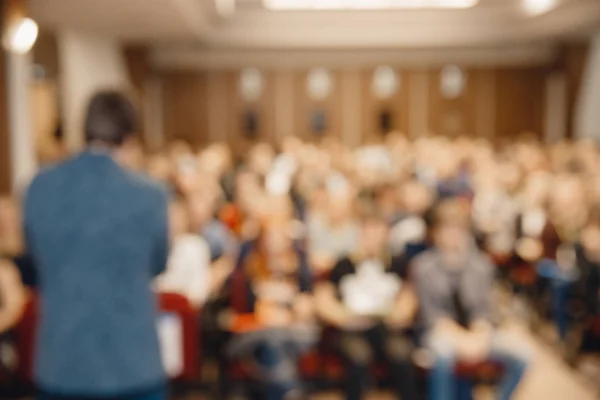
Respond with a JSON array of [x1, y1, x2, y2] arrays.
[[428, 68, 478, 138], [161, 72, 208, 147], [495, 68, 546, 139], [294, 70, 343, 142], [158, 65, 550, 150], [228, 70, 277, 149], [361, 69, 410, 143]]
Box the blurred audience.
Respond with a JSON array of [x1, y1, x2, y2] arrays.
[[14, 126, 600, 398]]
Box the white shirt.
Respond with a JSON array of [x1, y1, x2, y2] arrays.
[[154, 234, 211, 308]]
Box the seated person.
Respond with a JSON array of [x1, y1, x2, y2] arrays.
[[315, 211, 418, 400], [307, 174, 359, 274], [414, 200, 532, 400], [153, 197, 213, 309], [224, 218, 316, 400], [0, 196, 36, 287], [389, 180, 433, 260], [188, 190, 237, 263], [534, 176, 585, 341], [576, 208, 600, 353]]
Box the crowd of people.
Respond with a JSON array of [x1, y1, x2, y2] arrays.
[[1, 91, 600, 400]]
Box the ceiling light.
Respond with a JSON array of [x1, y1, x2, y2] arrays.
[[263, 0, 479, 10], [522, 0, 557, 15], [3, 17, 38, 54]]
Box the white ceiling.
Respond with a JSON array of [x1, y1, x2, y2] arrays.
[[30, 0, 600, 67], [205, 0, 600, 48], [29, 0, 224, 42]]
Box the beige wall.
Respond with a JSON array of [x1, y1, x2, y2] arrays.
[[576, 33, 600, 141], [58, 31, 129, 151]]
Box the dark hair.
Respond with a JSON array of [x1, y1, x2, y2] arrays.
[[84, 90, 138, 146]]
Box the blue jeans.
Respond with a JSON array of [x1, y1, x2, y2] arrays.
[[427, 331, 531, 400], [536, 259, 577, 340], [254, 342, 298, 400], [227, 327, 317, 400]]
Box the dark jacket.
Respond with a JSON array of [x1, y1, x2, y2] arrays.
[[24, 151, 169, 395]]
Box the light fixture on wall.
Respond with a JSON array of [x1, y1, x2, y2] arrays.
[[239, 68, 264, 102], [3, 17, 38, 54], [372, 66, 399, 100], [521, 0, 557, 16], [306, 68, 333, 101], [440, 65, 466, 99], [263, 0, 479, 10]]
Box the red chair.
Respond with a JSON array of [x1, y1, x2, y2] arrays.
[[454, 360, 504, 380], [157, 292, 200, 382], [14, 293, 38, 385]]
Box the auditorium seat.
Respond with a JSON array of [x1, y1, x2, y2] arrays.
[[157, 292, 200, 382], [15, 293, 37, 386]]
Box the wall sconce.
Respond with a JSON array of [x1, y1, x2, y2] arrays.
[[3, 17, 38, 54], [3, 0, 38, 54]]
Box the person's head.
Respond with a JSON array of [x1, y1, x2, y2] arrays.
[[169, 197, 192, 238], [549, 174, 586, 222], [84, 90, 138, 148], [374, 184, 398, 217], [248, 143, 275, 176], [401, 180, 434, 216], [521, 171, 551, 208], [187, 191, 215, 229], [359, 211, 390, 256], [324, 173, 355, 224], [147, 153, 172, 183], [169, 140, 193, 162], [259, 222, 294, 259], [431, 199, 472, 255]]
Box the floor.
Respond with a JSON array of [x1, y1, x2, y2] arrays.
[[184, 290, 599, 399], [309, 327, 597, 400], [185, 326, 598, 400]]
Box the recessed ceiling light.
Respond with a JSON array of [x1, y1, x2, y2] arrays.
[[522, 0, 557, 15], [263, 0, 479, 10]]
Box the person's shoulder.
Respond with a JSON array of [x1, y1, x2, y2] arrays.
[[470, 250, 495, 274], [25, 155, 79, 200], [411, 249, 439, 277]]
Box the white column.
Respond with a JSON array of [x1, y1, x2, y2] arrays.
[[7, 52, 37, 195], [575, 33, 600, 141]]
